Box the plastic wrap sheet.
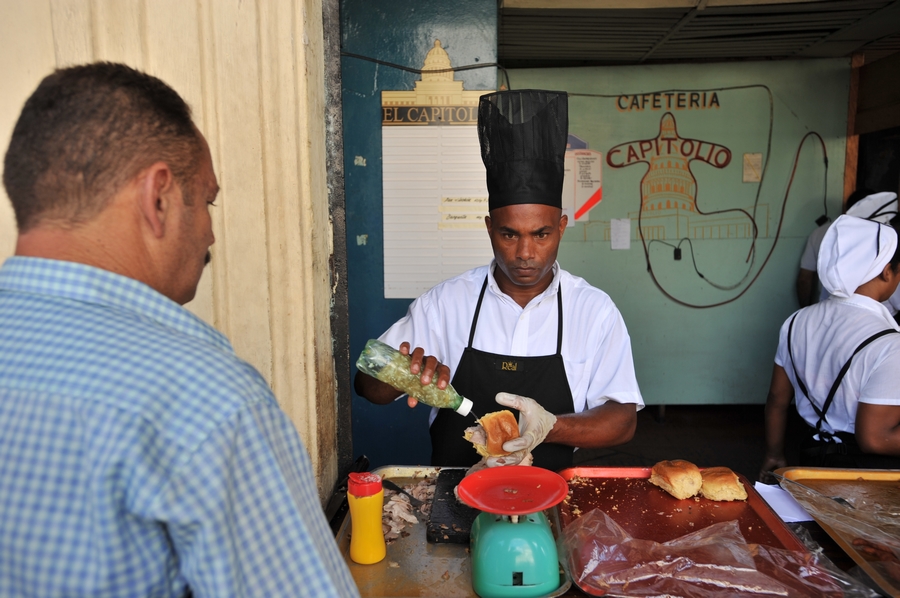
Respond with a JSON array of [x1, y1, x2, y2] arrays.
[[559, 508, 879, 597], [778, 477, 900, 596]]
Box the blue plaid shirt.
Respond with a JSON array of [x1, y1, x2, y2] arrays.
[[0, 257, 359, 598]]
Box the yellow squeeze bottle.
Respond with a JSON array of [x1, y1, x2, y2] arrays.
[[347, 472, 387, 564]]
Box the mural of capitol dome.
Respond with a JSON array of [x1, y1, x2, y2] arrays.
[[605, 110, 757, 243], [643, 113, 697, 213], [381, 39, 484, 112], [421, 40, 453, 82]]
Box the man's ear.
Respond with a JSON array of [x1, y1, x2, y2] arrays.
[[137, 162, 177, 239], [558, 213, 568, 238], [883, 261, 900, 282], [485, 214, 493, 234]]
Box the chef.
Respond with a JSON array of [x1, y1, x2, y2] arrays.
[[760, 214, 900, 476], [355, 89, 644, 472]]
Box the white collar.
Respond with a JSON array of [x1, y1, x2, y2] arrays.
[[487, 260, 561, 310], [833, 293, 900, 331]]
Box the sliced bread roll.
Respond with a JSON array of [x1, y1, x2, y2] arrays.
[[649, 459, 702, 500], [700, 466, 748, 501], [463, 410, 519, 457]]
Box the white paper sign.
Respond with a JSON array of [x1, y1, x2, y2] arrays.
[[611, 218, 631, 250], [563, 149, 603, 223], [382, 126, 493, 299], [743, 153, 763, 183], [439, 196, 488, 230]]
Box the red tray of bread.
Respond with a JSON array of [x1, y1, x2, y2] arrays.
[[557, 466, 805, 551]]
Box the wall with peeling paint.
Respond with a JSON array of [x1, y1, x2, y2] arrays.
[[342, 0, 497, 467], [0, 0, 343, 501]]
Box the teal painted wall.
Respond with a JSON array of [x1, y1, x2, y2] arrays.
[[510, 60, 849, 406], [342, 0, 497, 467]]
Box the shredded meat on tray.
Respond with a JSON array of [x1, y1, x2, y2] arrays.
[[381, 478, 435, 543]]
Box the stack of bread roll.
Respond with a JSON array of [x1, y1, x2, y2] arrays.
[[649, 460, 747, 501]]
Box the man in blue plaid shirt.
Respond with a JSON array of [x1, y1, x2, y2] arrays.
[[0, 63, 359, 597]]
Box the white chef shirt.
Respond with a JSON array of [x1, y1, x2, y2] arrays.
[[799, 222, 830, 273], [774, 294, 900, 436], [799, 221, 900, 313], [380, 261, 644, 424], [800, 222, 833, 303]]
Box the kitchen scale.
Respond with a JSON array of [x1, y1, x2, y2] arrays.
[[456, 466, 569, 598]]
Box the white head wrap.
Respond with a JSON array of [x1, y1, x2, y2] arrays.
[[818, 215, 898, 298], [846, 191, 898, 224]]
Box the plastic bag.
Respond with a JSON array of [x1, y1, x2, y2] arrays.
[[559, 507, 879, 597], [778, 478, 900, 593]]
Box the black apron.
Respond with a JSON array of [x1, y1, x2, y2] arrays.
[[787, 314, 900, 469], [430, 276, 576, 471]]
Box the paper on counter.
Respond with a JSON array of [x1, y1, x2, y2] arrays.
[[754, 482, 813, 522]]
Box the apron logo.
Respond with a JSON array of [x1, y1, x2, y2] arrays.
[[499, 360, 520, 372]]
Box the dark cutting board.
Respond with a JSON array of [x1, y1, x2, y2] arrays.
[[426, 468, 479, 544]]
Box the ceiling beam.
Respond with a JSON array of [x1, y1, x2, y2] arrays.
[[797, 1, 900, 57], [639, 7, 699, 62]]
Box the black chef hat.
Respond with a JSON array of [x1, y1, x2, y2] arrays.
[[478, 90, 568, 211]]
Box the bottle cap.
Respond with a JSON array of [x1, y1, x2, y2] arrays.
[[455, 397, 474, 417], [348, 472, 383, 497]]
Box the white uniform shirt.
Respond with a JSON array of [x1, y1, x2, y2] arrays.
[[775, 295, 900, 435], [380, 261, 644, 424], [799, 222, 830, 272]]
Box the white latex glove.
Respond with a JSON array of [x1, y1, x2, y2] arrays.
[[463, 393, 555, 473], [495, 392, 557, 454]]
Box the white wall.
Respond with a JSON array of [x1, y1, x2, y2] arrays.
[[0, 0, 340, 500]]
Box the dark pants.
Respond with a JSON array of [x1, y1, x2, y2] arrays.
[[799, 430, 900, 469]]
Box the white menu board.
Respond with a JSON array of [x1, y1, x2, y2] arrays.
[[382, 125, 492, 299]]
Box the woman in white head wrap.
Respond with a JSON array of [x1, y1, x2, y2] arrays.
[[845, 192, 900, 317], [760, 215, 900, 478], [797, 190, 900, 306], [818, 214, 899, 301]]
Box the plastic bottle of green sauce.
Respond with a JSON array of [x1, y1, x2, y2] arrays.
[[356, 339, 473, 416]]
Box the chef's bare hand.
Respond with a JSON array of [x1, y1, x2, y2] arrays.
[[399, 342, 451, 408]]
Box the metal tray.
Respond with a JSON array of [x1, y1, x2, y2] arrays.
[[777, 466, 900, 598], [335, 465, 572, 597], [557, 466, 806, 551]]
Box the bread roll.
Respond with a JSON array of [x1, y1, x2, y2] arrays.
[[649, 459, 702, 500], [700, 466, 748, 501], [463, 410, 519, 457]]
